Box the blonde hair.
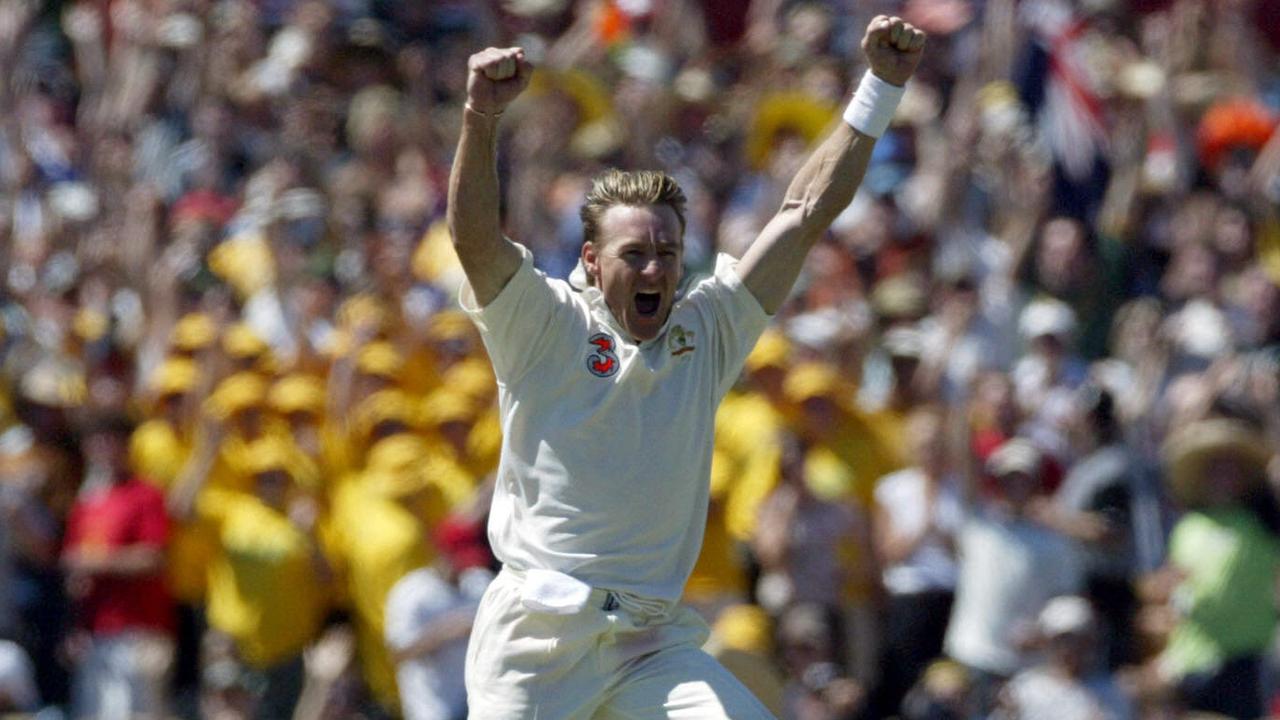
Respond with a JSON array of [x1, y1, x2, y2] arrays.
[[580, 169, 687, 246]]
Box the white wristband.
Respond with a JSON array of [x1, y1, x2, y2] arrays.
[[842, 70, 905, 138]]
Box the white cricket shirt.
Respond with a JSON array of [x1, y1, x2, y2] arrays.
[[460, 246, 769, 603]]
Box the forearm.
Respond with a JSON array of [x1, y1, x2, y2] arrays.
[[391, 609, 475, 664], [448, 110, 503, 252], [168, 433, 219, 519], [783, 123, 877, 236], [738, 123, 876, 313], [447, 108, 520, 306], [66, 545, 166, 577]]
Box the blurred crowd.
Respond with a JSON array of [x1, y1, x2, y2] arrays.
[[0, 0, 1279, 718]]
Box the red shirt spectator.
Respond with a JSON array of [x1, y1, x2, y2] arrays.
[[63, 472, 173, 634]]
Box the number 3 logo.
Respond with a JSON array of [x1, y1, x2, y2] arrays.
[[586, 333, 619, 378]]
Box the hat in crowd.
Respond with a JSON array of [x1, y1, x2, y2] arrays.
[[744, 329, 791, 373], [170, 189, 238, 229], [356, 341, 404, 379], [1019, 298, 1077, 342], [222, 323, 269, 361], [1197, 97, 1277, 171], [440, 358, 496, 403], [19, 360, 86, 409], [882, 325, 924, 359], [420, 389, 478, 429], [171, 313, 218, 353], [148, 357, 200, 398], [433, 515, 493, 572], [426, 310, 476, 344], [354, 389, 416, 438], [205, 373, 268, 421], [986, 438, 1042, 479], [243, 436, 295, 479], [1166, 299, 1233, 360], [711, 604, 774, 656], [783, 362, 849, 405], [746, 92, 838, 170], [870, 274, 928, 321], [268, 374, 325, 417], [337, 294, 388, 333], [1038, 595, 1096, 638], [208, 233, 276, 300], [363, 435, 431, 497], [1162, 417, 1272, 507], [412, 221, 465, 287], [919, 659, 970, 696], [73, 308, 109, 343]]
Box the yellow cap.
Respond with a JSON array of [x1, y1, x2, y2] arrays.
[[73, 308, 110, 343], [363, 435, 430, 497], [268, 374, 326, 416], [205, 372, 268, 420], [977, 80, 1019, 110], [353, 389, 415, 438], [712, 604, 774, 655], [746, 92, 837, 170], [411, 221, 463, 284], [356, 341, 404, 378], [744, 329, 791, 372], [440, 358, 495, 402], [171, 313, 217, 352], [20, 362, 86, 408], [149, 357, 200, 397], [426, 310, 475, 343], [222, 323, 269, 360], [337, 294, 388, 332], [207, 232, 276, 300], [243, 436, 295, 477], [783, 362, 847, 404], [419, 390, 476, 428]]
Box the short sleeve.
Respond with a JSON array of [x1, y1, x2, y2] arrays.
[[195, 487, 237, 526], [459, 244, 583, 385], [683, 254, 772, 395]]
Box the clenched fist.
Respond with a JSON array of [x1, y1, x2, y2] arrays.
[[862, 16, 926, 87], [466, 47, 533, 116]]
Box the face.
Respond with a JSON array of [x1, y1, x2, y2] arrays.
[[582, 204, 683, 342], [84, 431, 127, 477]]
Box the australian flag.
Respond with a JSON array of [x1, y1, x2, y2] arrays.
[[1017, 0, 1111, 223]]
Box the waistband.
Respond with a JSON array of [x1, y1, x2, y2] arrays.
[[500, 565, 673, 619]]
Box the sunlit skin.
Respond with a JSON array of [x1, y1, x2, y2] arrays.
[[581, 204, 684, 343]]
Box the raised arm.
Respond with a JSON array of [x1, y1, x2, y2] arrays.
[[737, 16, 926, 314], [447, 47, 531, 307]]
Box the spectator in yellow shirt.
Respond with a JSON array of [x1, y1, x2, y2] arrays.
[[175, 435, 331, 719], [330, 435, 447, 714]]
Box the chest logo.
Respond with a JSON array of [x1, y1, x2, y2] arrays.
[[668, 325, 696, 357], [586, 333, 619, 377]]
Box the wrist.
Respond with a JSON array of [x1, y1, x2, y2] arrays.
[[842, 70, 905, 139], [868, 69, 906, 88], [464, 102, 504, 120]]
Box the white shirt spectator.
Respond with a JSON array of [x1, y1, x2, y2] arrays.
[[386, 567, 493, 720], [1001, 666, 1134, 720], [944, 511, 1083, 675], [0, 640, 38, 713], [874, 469, 963, 596]]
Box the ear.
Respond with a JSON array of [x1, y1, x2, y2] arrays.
[[580, 241, 599, 286]]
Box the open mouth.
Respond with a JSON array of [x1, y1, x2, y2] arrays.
[[635, 292, 661, 317]]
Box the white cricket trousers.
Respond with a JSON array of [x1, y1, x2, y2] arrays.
[[465, 568, 775, 719]]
